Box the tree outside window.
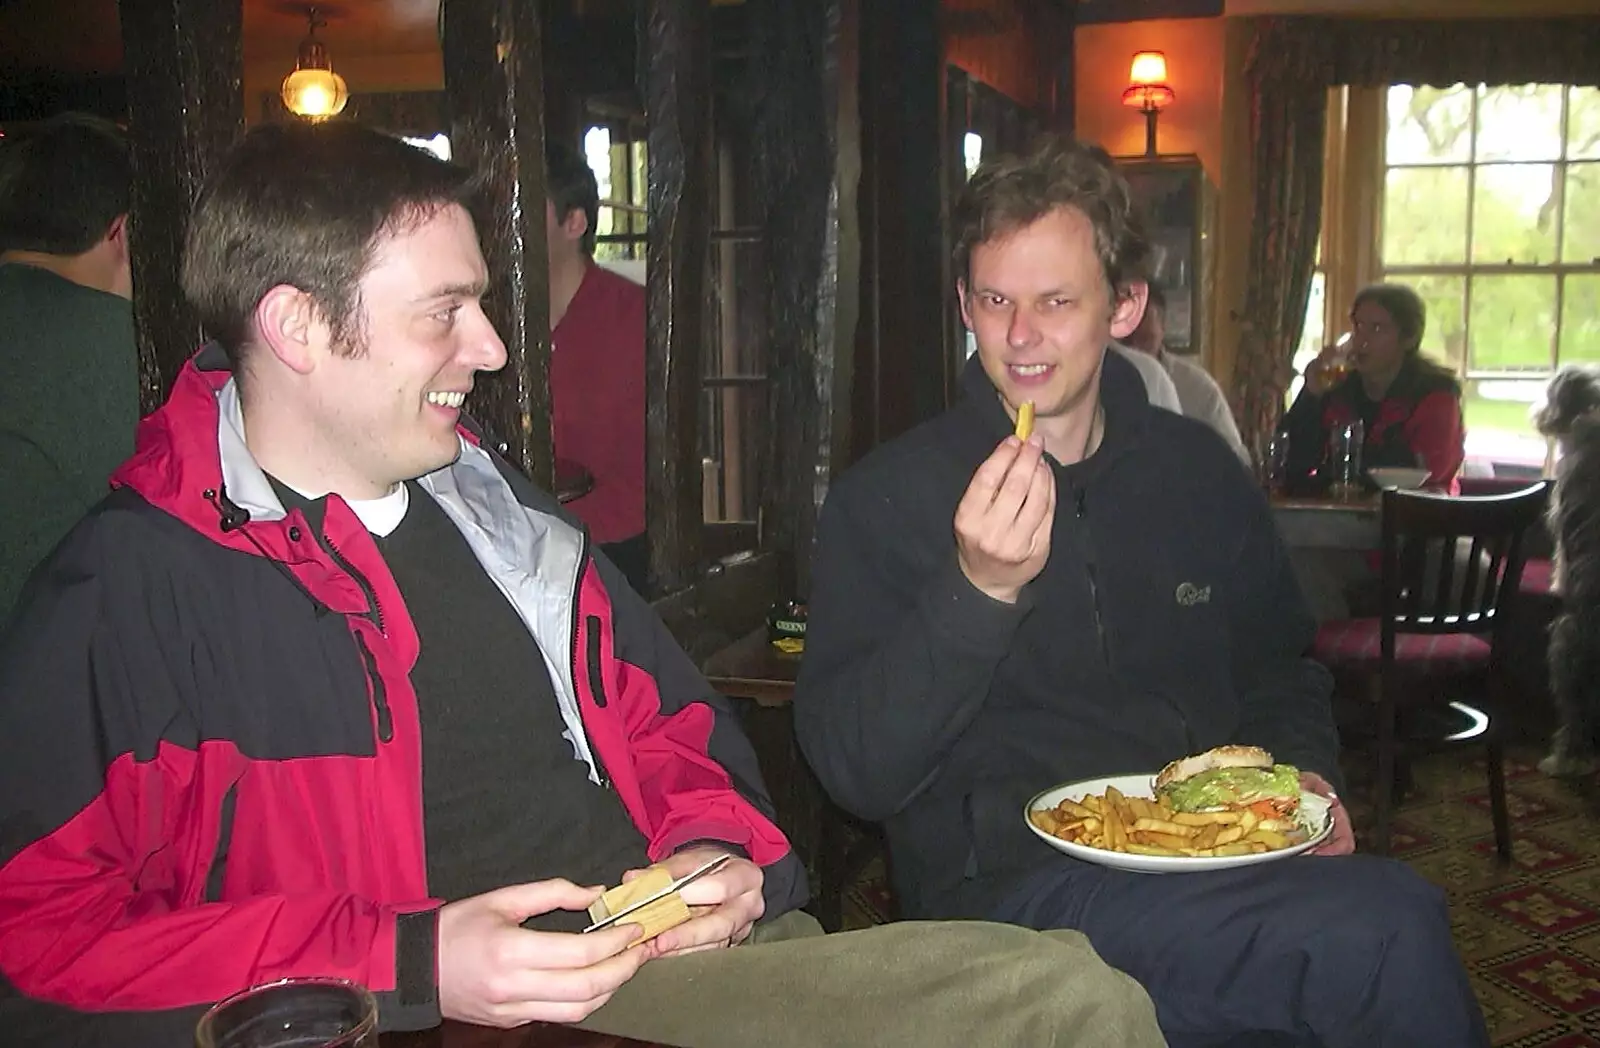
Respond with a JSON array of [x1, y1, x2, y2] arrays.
[[1380, 83, 1600, 475]]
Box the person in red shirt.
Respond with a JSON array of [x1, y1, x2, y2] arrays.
[[546, 143, 648, 592], [1284, 283, 1465, 493]]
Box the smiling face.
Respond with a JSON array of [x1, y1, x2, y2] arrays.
[[959, 205, 1142, 431], [302, 203, 507, 497]]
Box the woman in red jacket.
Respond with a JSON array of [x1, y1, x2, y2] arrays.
[[1284, 283, 1465, 493]]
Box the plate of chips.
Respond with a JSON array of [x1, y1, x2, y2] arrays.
[[1024, 774, 1333, 874]]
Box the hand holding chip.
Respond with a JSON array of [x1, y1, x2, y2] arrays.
[[955, 402, 1055, 605]]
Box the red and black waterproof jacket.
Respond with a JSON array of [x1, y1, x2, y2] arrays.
[[0, 346, 805, 1046]]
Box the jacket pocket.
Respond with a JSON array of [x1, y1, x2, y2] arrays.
[[585, 615, 608, 709], [960, 781, 1042, 881]]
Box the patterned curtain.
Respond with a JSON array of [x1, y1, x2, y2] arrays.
[[1234, 23, 1327, 462], [1231, 15, 1600, 461]]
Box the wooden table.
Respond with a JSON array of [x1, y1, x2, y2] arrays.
[[1269, 493, 1381, 551], [702, 627, 802, 706], [383, 1021, 675, 1048]]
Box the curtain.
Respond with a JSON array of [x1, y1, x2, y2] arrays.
[[1231, 15, 1600, 461]]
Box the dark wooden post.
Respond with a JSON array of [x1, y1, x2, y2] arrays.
[[642, 0, 713, 595], [751, 0, 857, 594], [851, 0, 949, 463], [1039, 0, 1076, 133], [117, 0, 243, 412], [440, 0, 552, 488]]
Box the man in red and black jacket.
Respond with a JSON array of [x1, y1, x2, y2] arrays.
[[0, 123, 1164, 1048]]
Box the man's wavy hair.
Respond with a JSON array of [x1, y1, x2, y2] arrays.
[[952, 135, 1151, 307]]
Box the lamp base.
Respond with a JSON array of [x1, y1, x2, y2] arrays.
[[1143, 107, 1161, 158]]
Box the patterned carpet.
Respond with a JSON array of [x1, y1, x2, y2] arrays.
[[839, 744, 1600, 1047]]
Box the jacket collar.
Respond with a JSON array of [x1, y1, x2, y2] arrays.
[[955, 345, 1151, 484]]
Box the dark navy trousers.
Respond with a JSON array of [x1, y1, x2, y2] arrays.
[[989, 854, 1488, 1048]]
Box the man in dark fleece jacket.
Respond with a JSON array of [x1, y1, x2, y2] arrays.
[[795, 136, 1487, 1048]]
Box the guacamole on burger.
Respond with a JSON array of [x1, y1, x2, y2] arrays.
[[1153, 745, 1302, 819]]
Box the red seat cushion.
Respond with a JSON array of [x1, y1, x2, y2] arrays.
[[1520, 557, 1553, 596], [1312, 618, 1492, 674]]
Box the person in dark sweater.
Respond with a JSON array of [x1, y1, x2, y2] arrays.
[[0, 113, 138, 620], [795, 135, 1487, 1048], [0, 122, 1166, 1048]]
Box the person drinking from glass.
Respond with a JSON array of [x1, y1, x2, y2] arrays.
[[1283, 283, 1465, 494]]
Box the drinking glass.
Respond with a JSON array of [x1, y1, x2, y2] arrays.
[[1327, 419, 1365, 500], [1260, 428, 1290, 495], [195, 979, 377, 1048], [1321, 332, 1354, 384]]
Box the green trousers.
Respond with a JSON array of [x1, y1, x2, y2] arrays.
[[578, 911, 1166, 1047]]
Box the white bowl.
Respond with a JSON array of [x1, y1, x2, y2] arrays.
[[1367, 467, 1431, 490]]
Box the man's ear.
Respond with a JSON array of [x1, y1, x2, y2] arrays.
[[1110, 280, 1149, 341], [561, 206, 590, 244], [253, 285, 325, 376], [105, 213, 130, 249], [957, 278, 974, 331]]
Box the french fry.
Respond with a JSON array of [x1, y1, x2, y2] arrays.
[[1213, 825, 1245, 846], [1102, 799, 1125, 852], [1244, 829, 1291, 850], [1140, 831, 1198, 852], [1055, 797, 1095, 820], [1029, 809, 1057, 833], [1211, 842, 1259, 857], [1015, 400, 1035, 440], [1132, 816, 1193, 837], [1173, 810, 1241, 826], [1127, 842, 1185, 857]]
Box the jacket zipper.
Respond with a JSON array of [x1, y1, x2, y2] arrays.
[[1075, 488, 1111, 667], [319, 532, 393, 743], [568, 531, 612, 789], [1077, 486, 1193, 749]]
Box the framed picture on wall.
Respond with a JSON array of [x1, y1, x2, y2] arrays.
[[1117, 154, 1215, 361], [1075, 0, 1223, 23]]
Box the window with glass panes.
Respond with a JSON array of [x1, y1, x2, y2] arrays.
[[1380, 83, 1600, 474], [583, 114, 647, 262]]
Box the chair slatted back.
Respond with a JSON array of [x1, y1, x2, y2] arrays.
[[1379, 483, 1550, 662]]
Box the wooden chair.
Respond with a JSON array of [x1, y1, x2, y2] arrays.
[[1311, 482, 1550, 859]]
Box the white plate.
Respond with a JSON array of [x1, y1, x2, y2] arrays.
[[1024, 773, 1334, 874]]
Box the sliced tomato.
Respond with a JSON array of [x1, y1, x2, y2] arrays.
[[1247, 800, 1282, 819]]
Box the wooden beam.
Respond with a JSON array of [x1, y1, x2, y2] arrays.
[[852, 0, 949, 462], [642, 0, 713, 595], [749, 0, 856, 595], [117, 0, 243, 412], [440, 0, 553, 488]]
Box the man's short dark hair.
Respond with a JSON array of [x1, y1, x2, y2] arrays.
[[545, 140, 599, 256], [0, 113, 131, 256], [181, 122, 479, 367], [952, 134, 1150, 306]]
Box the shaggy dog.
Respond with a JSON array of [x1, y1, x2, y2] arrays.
[[1534, 365, 1600, 776]]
